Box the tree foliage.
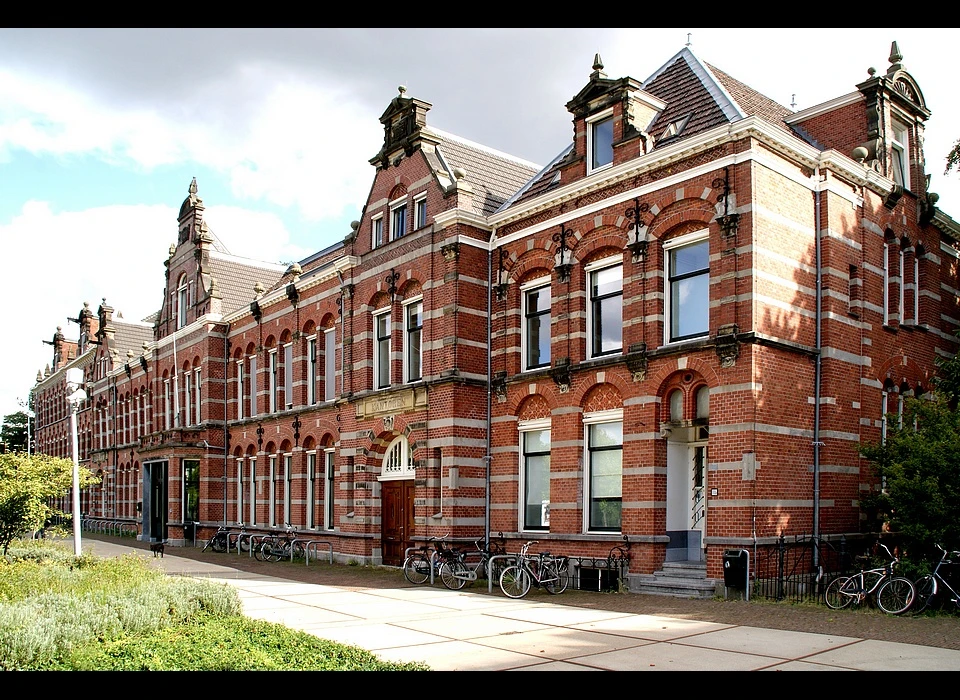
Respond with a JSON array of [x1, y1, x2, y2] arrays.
[[0, 452, 99, 555], [1, 412, 29, 453], [946, 138, 960, 177]]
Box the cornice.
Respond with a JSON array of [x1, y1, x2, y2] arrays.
[[432, 208, 492, 232], [785, 92, 861, 124], [33, 347, 96, 391]]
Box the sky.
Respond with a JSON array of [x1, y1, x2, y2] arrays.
[[1, 28, 957, 421]]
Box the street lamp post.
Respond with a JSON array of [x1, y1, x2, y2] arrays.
[[65, 368, 87, 557]]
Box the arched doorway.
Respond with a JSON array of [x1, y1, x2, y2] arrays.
[[379, 435, 416, 566]]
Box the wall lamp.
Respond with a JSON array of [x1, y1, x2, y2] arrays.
[[553, 223, 574, 282], [625, 197, 651, 263], [494, 247, 510, 300]]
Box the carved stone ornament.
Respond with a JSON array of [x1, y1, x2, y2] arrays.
[[717, 213, 740, 238], [441, 243, 460, 261], [624, 342, 648, 382], [492, 371, 507, 403], [550, 357, 572, 393], [383, 415, 394, 431], [715, 324, 740, 368]]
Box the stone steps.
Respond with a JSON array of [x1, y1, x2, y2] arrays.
[[627, 561, 719, 599]]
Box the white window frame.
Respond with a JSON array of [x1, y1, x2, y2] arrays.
[[891, 117, 910, 191], [324, 448, 335, 530], [898, 246, 905, 324], [283, 452, 293, 527], [664, 230, 710, 344], [283, 342, 293, 410], [414, 194, 427, 229], [583, 408, 623, 534], [306, 335, 317, 405], [268, 454, 277, 527], [390, 197, 407, 241], [374, 309, 391, 389], [236, 457, 244, 525], [306, 451, 317, 530], [587, 108, 614, 174], [913, 255, 920, 324], [521, 277, 551, 371], [372, 215, 384, 249], [268, 349, 278, 413], [183, 371, 192, 426], [585, 255, 623, 358], [248, 456, 257, 526], [194, 367, 201, 425], [324, 328, 336, 402], [236, 360, 244, 420], [403, 297, 423, 384], [380, 435, 415, 480], [177, 275, 188, 329], [883, 240, 891, 325], [519, 418, 551, 532], [164, 379, 172, 429]]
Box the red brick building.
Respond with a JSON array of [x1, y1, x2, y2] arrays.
[[32, 42, 960, 594]]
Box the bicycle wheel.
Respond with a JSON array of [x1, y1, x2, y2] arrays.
[[824, 576, 854, 609], [291, 542, 306, 560], [877, 576, 915, 615], [912, 575, 937, 614], [440, 560, 469, 590], [238, 534, 251, 553], [499, 565, 532, 599], [211, 533, 227, 553], [403, 553, 431, 584], [545, 557, 570, 594]]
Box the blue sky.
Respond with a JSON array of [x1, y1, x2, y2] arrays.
[[2, 28, 957, 419]]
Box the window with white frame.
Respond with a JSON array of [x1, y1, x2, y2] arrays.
[[324, 448, 335, 530], [248, 354, 257, 418], [324, 328, 336, 402], [268, 454, 277, 527], [194, 367, 201, 425], [248, 456, 257, 526], [587, 109, 614, 173], [381, 436, 415, 479], [883, 240, 891, 325], [415, 195, 427, 229], [306, 451, 317, 529], [283, 343, 293, 409], [891, 118, 910, 190], [519, 420, 551, 531], [584, 410, 623, 532], [177, 275, 188, 329], [236, 361, 244, 420], [374, 310, 391, 389], [899, 244, 906, 324], [390, 199, 407, 240], [183, 371, 192, 426], [913, 254, 920, 324], [522, 278, 551, 370], [372, 215, 384, 249], [587, 257, 622, 357], [269, 349, 278, 413], [283, 453, 292, 527], [665, 231, 710, 343], [236, 458, 244, 525], [164, 379, 172, 429], [307, 336, 317, 405], [404, 298, 423, 383]]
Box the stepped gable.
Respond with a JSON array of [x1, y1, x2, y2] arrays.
[[427, 127, 541, 216]]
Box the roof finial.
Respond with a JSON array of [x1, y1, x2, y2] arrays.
[[686, 33, 692, 47], [189, 177, 197, 195], [790, 94, 797, 110], [887, 41, 903, 74], [398, 85, 406, 98], [593, 53, 603, 71]]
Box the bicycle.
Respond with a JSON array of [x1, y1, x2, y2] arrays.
[[201, 525, 230, 553], [498, 540, 569, 599], [402, 535, 461, 586], [437, 535, 510, 590], [228, 522, 251, 553], [823, 542, 916, 614], [912, 544, 960, 614], [257, 524, 304, 562]]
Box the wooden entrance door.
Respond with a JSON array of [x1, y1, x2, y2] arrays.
[[381, 479, 415, 566]]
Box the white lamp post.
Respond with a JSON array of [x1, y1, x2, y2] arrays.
[[65, 368, 87, 557]]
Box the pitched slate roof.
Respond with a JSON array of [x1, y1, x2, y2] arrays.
[[500, 47, 799, 212], [112, 318, 154, 362], [426, 127, 542, 216], [207, 251, 287, 315]]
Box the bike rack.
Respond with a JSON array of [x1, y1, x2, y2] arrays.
[[247, 534, 272, 558], [487, 554, 518, 593], [302, 540, 333, 566]]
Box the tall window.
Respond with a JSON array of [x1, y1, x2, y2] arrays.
[[248, 354, 258, 418], [324, 328, 336, 402], [584, 411, 623, 532], [415, 195, 427, 229], [372, 215, 384, 248], [183, 371, 192, 426], [283, 343, 293, 409], [269, 350, 278, 413], [248, 456, 257, 526], [236, 458, 244, 525], [898, 245, 906, 324], [665, 232, 710, 343], [307, 336, 317, 405], [522, 279, 551, 370], [236, 361, 244, 420], [324, 448, 336, 530], [306, 452, 316, 529], [283, 453, 292, 527], [587, 109, 614, 173], [374, 311, 391, 389], [587, 258, 622, 357], [520, 423, 551, 531], [164, 379, 172, 429], [183, 459, 200, 528], [404, 299, 423, 383], [913, 254, 920, 324], [177, 275, 188, 329], [883, 240, 891, 325], [194, 367, 201, 425], [268, 455, 277, 527], [891, 119, 910, 190], [391, 200, 407, 240]]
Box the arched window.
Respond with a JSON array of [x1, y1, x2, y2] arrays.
[[669, 390, 683, 422], [177, 274, 189, 329], [695, 386, 710, 420], [382, 436, 415, 479]]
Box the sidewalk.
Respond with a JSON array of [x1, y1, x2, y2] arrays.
[[83, 538, 960, 671]]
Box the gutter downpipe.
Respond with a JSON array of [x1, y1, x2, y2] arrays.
[[223, 327, 230, 527], [813, 168, 823, 568], [484, 237, 493, 547]]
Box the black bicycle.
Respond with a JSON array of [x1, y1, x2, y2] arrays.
[[913, 544, 960, 614], [823, 543, 915, 615], [437, 535, 509, 590], [201, 525, 229, 553]]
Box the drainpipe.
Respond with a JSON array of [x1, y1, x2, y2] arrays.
[[484, 238, 493, 547], [223, 328, 230, 527], [813, 168, 823, 567]]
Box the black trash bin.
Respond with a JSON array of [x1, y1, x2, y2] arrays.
[[723, 549, 749, 589], [184, 521, 197, 547]]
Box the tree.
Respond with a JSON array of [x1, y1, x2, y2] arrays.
[[0, 452, 99, 555], [0, 411, 29, 453], [859, 338, 960, 562], [947, 138, 960, 177]]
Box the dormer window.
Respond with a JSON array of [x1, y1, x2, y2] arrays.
[[587, 109, 614, 173], [891, 118, 910, 190], [659, 115, 690, 142]]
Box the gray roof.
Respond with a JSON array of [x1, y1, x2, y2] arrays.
[[208, 251, 286, 315], [112, 318, 154, 362]]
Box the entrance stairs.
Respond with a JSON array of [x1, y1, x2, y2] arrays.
[[629, 560, 719, 599]]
